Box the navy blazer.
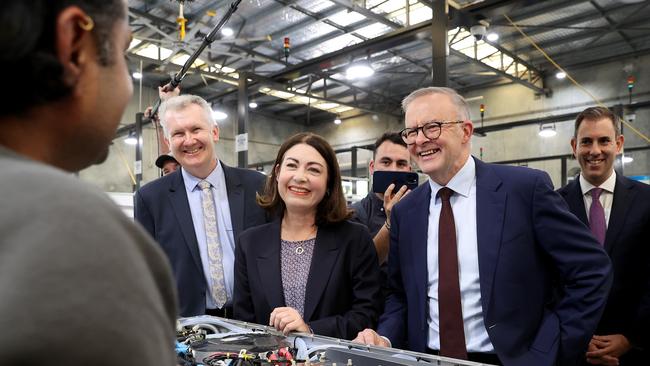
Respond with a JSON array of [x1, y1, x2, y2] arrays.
[[233, 219, 382, 340], [378, 158, 612, 366], [134, 162, 267, 316], [558, 175, 650, 362]]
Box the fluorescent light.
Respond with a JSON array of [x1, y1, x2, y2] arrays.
[[221, 27, 234, 37], [334, 117, 342, 125], [346, 61, 375, 80], [622, 156, 634, 164], [486, 32, 499, 42], [556, 71, 566, 79], [538, 124, 557, 138], [132, 72, 142, 80], [212, 110, 228, 120], [248, 101, 258, 109], [124, 136, 137, 145]]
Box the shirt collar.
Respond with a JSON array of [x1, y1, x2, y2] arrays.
[[427, 155, 475, 199], [579, 170, 616, 195], [182, 160, 223, 192]]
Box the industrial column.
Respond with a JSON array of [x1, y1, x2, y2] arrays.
[[612, 104, 624, 175], [431, 0, 448, 86], [237, 72, 249, 168], [134, 112, 144, 191]]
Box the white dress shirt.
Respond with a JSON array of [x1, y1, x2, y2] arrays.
[[426, 156, 494, 352], [182, 162, 236, 309], [579, 171, 616, 227]]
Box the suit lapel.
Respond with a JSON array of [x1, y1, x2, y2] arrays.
[[255, 220, 285, 309], [566, 180, 589, 226], [222, 162, 245, 240], [168, 171, 204, 272], [475, 160, 506, 316], [303, 225, 341, 321], [406, 183, 431, 315], [604, 176, 635, 253]]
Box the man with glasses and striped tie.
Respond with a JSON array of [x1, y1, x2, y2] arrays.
[[354, 87, 612, 366], [558, 106, 650, 366]]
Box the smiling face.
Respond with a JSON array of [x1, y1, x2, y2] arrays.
[[571, 117, 623, 186], [404, 93, 473, 185], [164, 103, 219, 179], [276, 143, 328, 216]]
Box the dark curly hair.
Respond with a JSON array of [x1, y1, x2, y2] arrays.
[[257, 132, 352, 226], [0, 0, 125, 117]]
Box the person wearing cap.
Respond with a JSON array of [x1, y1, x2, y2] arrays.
[[156, 153, 180, 176]]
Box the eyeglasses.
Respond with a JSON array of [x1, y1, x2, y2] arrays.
[[400, 121, 464, 145]]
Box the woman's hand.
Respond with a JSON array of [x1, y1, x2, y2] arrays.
[[269, 307, 310, 335]]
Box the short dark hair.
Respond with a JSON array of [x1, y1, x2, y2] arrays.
[[257, 132, 352, 225], [574, 106, 620, 137], [373, 132, 407, 158], [0, 0, 125, 117]]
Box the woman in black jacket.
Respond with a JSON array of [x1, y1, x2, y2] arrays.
[[234, 132, 381, 340]]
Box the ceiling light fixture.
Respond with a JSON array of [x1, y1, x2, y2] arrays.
[[538, 124, 557, 138], [334, 117, 342, 125], [132, 72, 143, 80], [346, 60, 374, 80], [124, 131, 138, 145], [486, 32, 499, 42], [622, 155, 634, 164], [212, 110, 228, 120], [221, 27, 234, 37], [249, 101, 258, 109], [556, 71, 567, 79]]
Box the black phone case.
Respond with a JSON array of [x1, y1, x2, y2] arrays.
[[372, 171, 419, 194]]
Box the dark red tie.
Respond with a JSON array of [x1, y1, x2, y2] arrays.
[[438, 187, 468, 360]]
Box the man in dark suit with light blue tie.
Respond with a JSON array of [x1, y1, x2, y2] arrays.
[[355, 87, 612, 366], [558, 106, 650, 366], [135, 95, 267, 317]]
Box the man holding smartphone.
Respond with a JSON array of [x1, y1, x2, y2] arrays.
[[351, 132, 414, 264]]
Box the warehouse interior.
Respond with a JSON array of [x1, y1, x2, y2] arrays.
[[79, 0, 650, 199]]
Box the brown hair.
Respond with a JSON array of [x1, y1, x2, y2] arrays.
[[574, 106, 620, 137], [373, 131, 407, 158], [257, 132, 352, 225]]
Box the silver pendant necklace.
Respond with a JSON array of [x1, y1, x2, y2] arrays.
[[290, 226, 316, 255]]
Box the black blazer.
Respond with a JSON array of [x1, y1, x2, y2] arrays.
[[233, 219, 382, 340], [558, 175, 650, 359], [134, 162, 268, 316]]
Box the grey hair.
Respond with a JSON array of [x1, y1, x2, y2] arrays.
[[159, 94, 217, 138], [401, 87, 471, 120]]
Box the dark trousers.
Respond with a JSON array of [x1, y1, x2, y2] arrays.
[[426, 348, 502, 365], [205, 306, 234, 319]]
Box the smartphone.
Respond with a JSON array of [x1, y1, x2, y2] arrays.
[[372, 171, 419, 194]]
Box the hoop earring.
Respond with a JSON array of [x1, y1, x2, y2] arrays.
[[78, 16, 95, 32]]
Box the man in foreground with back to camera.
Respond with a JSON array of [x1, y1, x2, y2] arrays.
[[558, 106, 650, 366], [355, 87, 612, 366], [135, 94, 268, 318], [0, 0, 177, 364]]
